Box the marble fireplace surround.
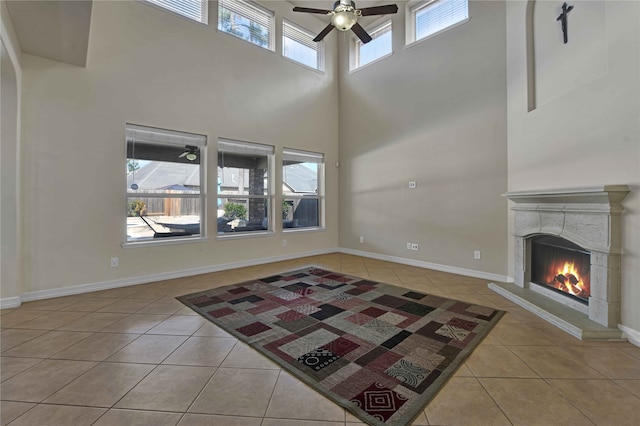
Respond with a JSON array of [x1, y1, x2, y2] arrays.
[[489, 185, 630, 340]]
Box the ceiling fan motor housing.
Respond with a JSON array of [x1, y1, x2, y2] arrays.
[[331, 0, 358, 31]]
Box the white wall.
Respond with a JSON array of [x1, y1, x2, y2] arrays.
[[18, 0, 339, 296], [507, 1, 640, 332], [338, 1, 508, 277], [1, 1, 23, 307]]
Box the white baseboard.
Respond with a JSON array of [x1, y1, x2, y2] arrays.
[[619, 324, 640, 347], [0, 296, 22, 309], [338, 248, 511, 283], [16, 248, 337, 304], [1, 248, 509, 307]]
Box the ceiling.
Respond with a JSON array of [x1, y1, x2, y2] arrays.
[[6, 0, 92, 67]]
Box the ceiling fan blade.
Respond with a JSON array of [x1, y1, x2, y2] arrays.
[[178, 152, 188, 158], [359, 4, 399, 16], [313, 24, 335, 42], [293, 7, 332, 14], [351, 22, 372, 44]]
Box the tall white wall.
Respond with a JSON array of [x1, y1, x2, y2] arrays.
[[338, 1, 508, 277], [1, 1, 23, 307], [507, 0, 640, 333], [18, 0, 339, 295]]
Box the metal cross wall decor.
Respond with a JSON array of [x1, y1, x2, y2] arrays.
[[557, 2, 574, 44]]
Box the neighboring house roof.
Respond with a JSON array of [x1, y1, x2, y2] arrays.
[[283, 163, 317, 193], [127, 162, 199, 190], [126, 161, 316, 193]]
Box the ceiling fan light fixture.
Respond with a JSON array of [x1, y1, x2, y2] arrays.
[[331, 10, 357, 31], [185, 152, 198, 161]]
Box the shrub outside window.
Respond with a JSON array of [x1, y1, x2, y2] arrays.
[[407, 0, 469, 45], [351, 20, 392, 71], [283, 20, 324, 71], [143, 0, 208, 24], [126, 124, 206, 244], [282, 148, 324, 230], [217, 139, 274, 235], [218, 0, 275, 51]]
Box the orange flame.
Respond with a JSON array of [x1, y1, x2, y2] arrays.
[[544, 260, 590, 298]]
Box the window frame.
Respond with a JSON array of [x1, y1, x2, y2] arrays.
[[217, 0, 276, 51], [217, 138, 275, 238], [124, 124, 207, 247], [282, 19, 325, 72], [141, 0, 208, 25], [282, 148, 324, 232], [405, 0, 470, 47], [350, 19, 393, 72]]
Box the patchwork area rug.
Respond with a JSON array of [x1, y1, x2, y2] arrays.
[[177, 267, 504, 426]]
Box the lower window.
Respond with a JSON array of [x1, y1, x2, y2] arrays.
[[126, 124, 206, 243], [217, 139, 274, 235], [282, 148, 324, 230]]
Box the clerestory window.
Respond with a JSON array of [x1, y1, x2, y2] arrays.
[[351, 20, 392, 71], [143, 0, 208, 24], [218, 0, 275, 51], [283, 20, 324, 71], [406, 0, 469, 45]]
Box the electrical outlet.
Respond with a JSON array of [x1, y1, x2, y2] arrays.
[[359, 236, 364, 244], [407, 242, 412, 250], [474, 250, 481, 260], [110, 257, 119, 267], [411, 243, 419, 251], [408, 181, 417, 189], [282, 240, 287, 247]]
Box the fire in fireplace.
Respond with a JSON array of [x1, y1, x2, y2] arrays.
[[530, 236, 591, 303]]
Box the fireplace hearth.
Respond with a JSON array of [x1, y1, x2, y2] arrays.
[[490, 185, 630, 340]]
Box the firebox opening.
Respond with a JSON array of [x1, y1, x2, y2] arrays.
[[530, 236, 591, 304]]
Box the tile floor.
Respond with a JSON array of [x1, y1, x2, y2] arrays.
[[1, 254, 639, 425]]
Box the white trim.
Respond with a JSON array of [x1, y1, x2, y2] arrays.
[[3, 249, 509, 307], [348, 51, 393, 74], [619, 324, 640, 347], [0, 296, 21, 309], [338, 248, 510, 283], [139, 0, 209, 25], [16, 248, 337, 303], [122, 236, 209, 248]]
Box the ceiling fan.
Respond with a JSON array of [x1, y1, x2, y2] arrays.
[[293, 0, 398, 44], [178, 145, 199, 162]]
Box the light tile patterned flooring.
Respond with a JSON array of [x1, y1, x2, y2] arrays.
[[1, 254, 639, 425]]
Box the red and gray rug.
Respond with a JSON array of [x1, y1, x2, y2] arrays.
[[177, 267, 504, 426]]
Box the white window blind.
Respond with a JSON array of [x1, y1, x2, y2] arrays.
[[219, 139, 274, 156], [408, 0, 469, 44], [283, 148, 323, 164], [218, 0, 275, 51], [353, 21, 392, 70], [283, 20, 323, 71], [145, 0, 208, 24], [126, 124, 206, 148]]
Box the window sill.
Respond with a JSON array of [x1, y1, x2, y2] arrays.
[[216, 230, 275, 240], [122, 236, 208, 248], [349, 51, 394, 74], [283, 226, 325, 234]]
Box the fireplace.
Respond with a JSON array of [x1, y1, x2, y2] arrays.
[[489, 185, 629, 340], [530, 236, 590, 304]]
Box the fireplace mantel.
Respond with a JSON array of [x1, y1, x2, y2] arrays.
[[491, 185, 630, 340], [502, 185, 630, 206], [503, 185, 629, 254]]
